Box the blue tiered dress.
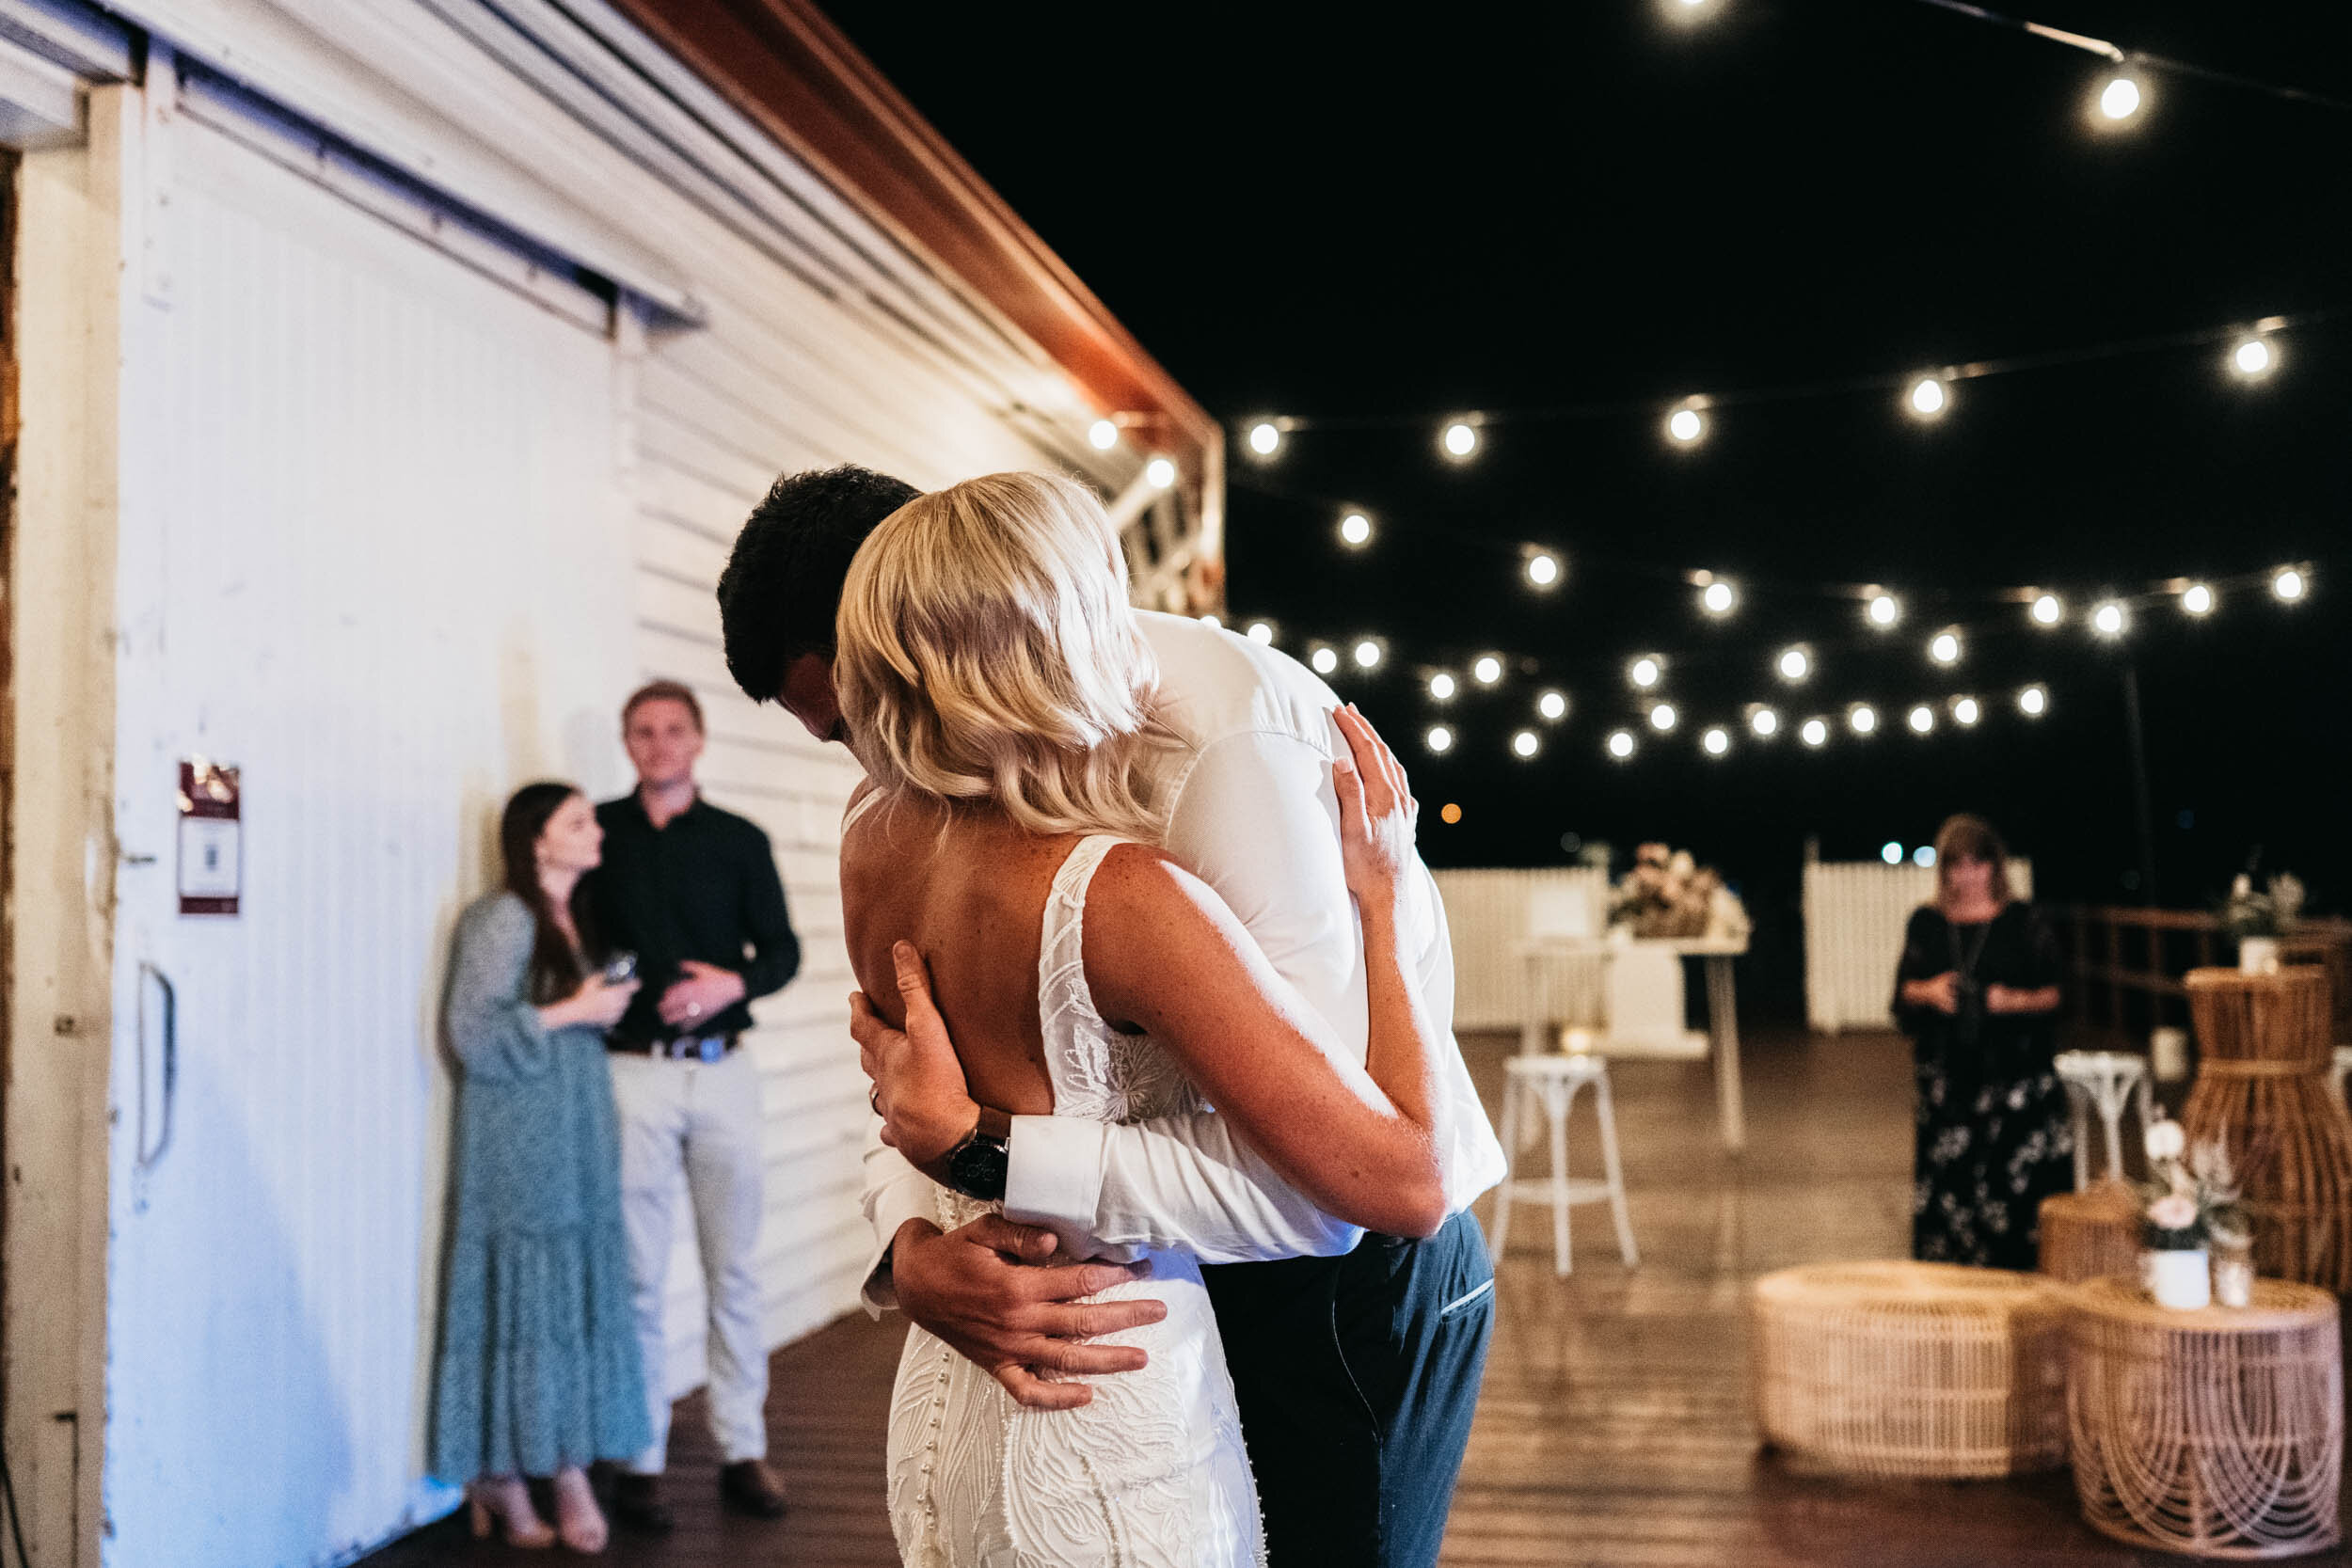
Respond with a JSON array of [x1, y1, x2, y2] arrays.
[[430, 892, 650, 1480]]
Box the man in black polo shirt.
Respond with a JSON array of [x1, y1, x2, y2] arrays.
[[588, 679, 799, 1530]]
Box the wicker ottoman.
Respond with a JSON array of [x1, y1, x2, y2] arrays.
[[2068, 1276, 2341, 1559], [1752, 1260, 2071, 1478], [2038, 1182, 2140, 1285]]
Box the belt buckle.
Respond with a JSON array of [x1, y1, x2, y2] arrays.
[[698, 1035, 723, 1064]]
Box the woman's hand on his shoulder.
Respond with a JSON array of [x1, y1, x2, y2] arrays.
[[1333, 704, 1417, 922]]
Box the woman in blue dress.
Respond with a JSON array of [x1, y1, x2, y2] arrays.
[[432, 782, 650, 1549]]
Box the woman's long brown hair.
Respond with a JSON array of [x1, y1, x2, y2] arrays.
[[499, 782, 604, 1004]]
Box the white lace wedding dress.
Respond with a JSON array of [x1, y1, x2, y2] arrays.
[[883, 834, 1266, 1567]]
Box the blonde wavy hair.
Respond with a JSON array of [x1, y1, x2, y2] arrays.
[[834, 470, 1178, 841]]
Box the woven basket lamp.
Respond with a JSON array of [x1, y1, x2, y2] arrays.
[[2182, 967, 2352, 1291], [2068, 1276, 2342, 1559], [1752, 1261, 2071, 1479], [2038, 1181, 2140, 1285]]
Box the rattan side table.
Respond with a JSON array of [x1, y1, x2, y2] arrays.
[[2038, 1181, 2139, 1285], [2067, 1276, 2342, 1560]]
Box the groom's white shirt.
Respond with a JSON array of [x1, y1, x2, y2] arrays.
[[859, 611, 1506, 1305]]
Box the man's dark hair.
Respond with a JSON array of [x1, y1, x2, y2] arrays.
[[718, 464, 921, 703]]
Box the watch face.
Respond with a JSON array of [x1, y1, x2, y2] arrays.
[[949, 1132, 1009, 1201]]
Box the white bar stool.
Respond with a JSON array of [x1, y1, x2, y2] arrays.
[[2332, 1046, 2352, 1116], [2053, 1050, 2154, 1189], [1488, 1053, 1638, 1275]]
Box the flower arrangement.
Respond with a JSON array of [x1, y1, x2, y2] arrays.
[[2138, 1117, 2247, 1252], [2220, 871, 2306, 940], [1608, 843, 1751, 942]]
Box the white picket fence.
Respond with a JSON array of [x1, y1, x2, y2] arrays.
[[1431, 868, 1611, 1032], [1802, 860, 2033, 1032]]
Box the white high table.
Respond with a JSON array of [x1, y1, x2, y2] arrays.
[[1513, 934, 1751, 1154]]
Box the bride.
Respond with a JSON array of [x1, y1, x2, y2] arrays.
[[832, 471, 1455, 1567]]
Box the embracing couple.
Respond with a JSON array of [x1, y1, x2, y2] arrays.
[[717, 466, 1506, 1566]]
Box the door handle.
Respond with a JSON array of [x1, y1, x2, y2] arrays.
[[136, 962, 177, 1171]]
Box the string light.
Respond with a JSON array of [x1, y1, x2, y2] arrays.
[[1426, 725, 1454, 754], [1700, 578, 1738, 616], [1439, 802, 1462, 824], [1881, 842, 1904, 866], [1338, 512, 1373, 547], [1953, 696, 1981, 725], [1199, 613, 1221, 629], [2179, 582, 2214, 615], [2097, 74, 2144, 122], [1649, 703, 1678, 733], [1145, 457, 1177, 489], [1776, 646, 1811, 682], [1353, 639, 1383, 670], [1607, 730, 1636, 760], [1429, 672, 1457, 700], [1929, 629, 1963, 666], [2019, 684, 2049, 716], [2273, 566, 2308, 601], [1907, 704, 1935, 735], [1850, 704, 1879, 735], [1866, 592, 1903, 628], [1311, 645, 1340, 675], [1666, 400, 1708, 445], [1247, 621, 1275, 645], [2091, 600, 2128, 638], [1801, 717, 1830, 747], [1440, 420, 1480, 460], [1629, 656, 1664, 689], [1905, 377, 1948, 419], [1750, 706, 1780, 737], [1473, 655, 1504, 686], [1702, 726, 1731, 756], [1537, 690, 1568, 721], [2231, 337, 2274, 377], [1525, 550, 1563, 588], [1248, 420, 1285, 458], [1914, 846, 1937, 869], [1089, 419, 1119, 451], [1512, 729, 1540, 759], [2030, 593, 2063, 626]]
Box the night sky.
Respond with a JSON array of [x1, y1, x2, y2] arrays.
[[819, 1, 2349, 1009]]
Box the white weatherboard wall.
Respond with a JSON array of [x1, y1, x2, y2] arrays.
[[1431, 868, 1611, 1031], [1803, 860, 2034, 1031]]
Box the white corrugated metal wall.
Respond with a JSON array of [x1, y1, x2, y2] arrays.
[[1802, 861, 2034, 1031]]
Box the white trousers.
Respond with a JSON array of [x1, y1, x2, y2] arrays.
[[609, 1047, 769, 1470]]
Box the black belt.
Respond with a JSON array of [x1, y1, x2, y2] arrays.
[[611, 1033, 738, 1062]]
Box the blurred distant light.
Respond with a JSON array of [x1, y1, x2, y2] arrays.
[[1441, 420, 1480, 459], [1426, 725, 1454, 754], [1629, 656, 1663, 689], [1850, 705, 1879, 736], [2091, 600, 2127, 638], [1537, 690, 1568, 721], [2273, 566, 2308, 602], [1247, 420, 1282, 457], [2030, 593, 2063, 626], [2232, 337, 2274, 378], [1915, 845, 1938, 869], [1952, 696, 1981, 726], [1666, 403, 1707, 445], [1607, 730, 1636, 760], [1473, 655, 1504, 686], [1353, 639, 1382, 669], [1247, 621, 1275, 645], [2019, 684, 2049, 717], [2181, 582, 2215, 616], [1777, 646, 1811, 682], [1750, 706, 1779, 737], [1701, 579, 1737, 616], [1339, 512, 1373, 546], [1702, 726, 1730, 757], [1881, 842, 1903, 865], [1440, 801, 1463, 824], [1311, 645, 1340, 675], [1199, 613, 1221, 628], [1145, 457, 1177, 489], [1648, 703, 1678, 733], [1906, 377, 1947, 419], [2098, 74, 2142, 121], [1800, 717, 1830, 747], [1929, 629, 1963, 666], [1512, 729, 1540, 759], [1089, 419, 1120, 451], [1867, 592, 1902, 628], [1908, 704, 1935, 735], [1525, 551, 1562, 588], [1429, 672, 1457, 700]]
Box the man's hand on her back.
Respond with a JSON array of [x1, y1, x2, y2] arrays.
[[851, 942, 983, 1169], [889, 1215, 1167, 1411]]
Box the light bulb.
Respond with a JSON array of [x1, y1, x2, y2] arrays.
[[1247, 622, 1274, 645], [2273, 567, 2307, 602], [1867, 593, 1901, 627], [1537, 690, 1567, 721], [1145, 457, 1177, 489], [1929, 630, 1962, 665], [1702, 727, 1730, 756], [2181, 582, 2214, 616], [1881, 842, 1903, 866], [1607, 730, 1636, 760], [1667, 405, 1706, 445], [1512, 729, 1540, 759], [2232, 338, 2273, 377], [2030, 593, 2062, 626], [1338, 512, 1373, 546], [1526, 552, 1561, 588], [2019, 685, 2048, 717], [1701, 580, 1737, 616], [1629, 657, 1662, 689], [1472, 655, 1503, 686], [1906, 377, 1947, 418], [1953, 696, 1980, 726], [1199, 613, 1221, 628], [2091, 601, 2126, 638], [1750, 707, 1779, 737], [2099, 74, 2142, 121], [1800, 718, 1829, 747], [1426, 725, 1454, 754], [1850, 705, 1878, 735], [1648, 703, 1677, 733], [1429, 673, 1456, 700], [1089, 419, 1119, 451], [1247, 420, 1282, 457], [1777, 646, 1810, 682], [1441, 420, 1479, 459], [1914, 846, 1938, 868], [1353, 639, 1382, 670], [1311, 646, 1339, 675], [1908, 705, 1934, 735]]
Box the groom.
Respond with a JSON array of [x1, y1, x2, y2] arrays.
[[717, 464, 1506, 1567]]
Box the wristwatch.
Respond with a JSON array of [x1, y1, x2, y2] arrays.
[[939, 1107, 1013, 1202]]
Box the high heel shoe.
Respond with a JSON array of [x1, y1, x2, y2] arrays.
[[467, 1477, 556, 1549], [550, 1467, 609, 1555]]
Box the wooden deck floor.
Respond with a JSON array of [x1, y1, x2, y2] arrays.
[[364, 1026, 2350, 1566]]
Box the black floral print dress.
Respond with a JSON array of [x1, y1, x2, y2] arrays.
[[1892, 902, 2073, 1270]]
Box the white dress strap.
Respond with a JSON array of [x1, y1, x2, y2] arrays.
[[842, 785, 884, 833], [1036, 833, 1196, 1127]]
